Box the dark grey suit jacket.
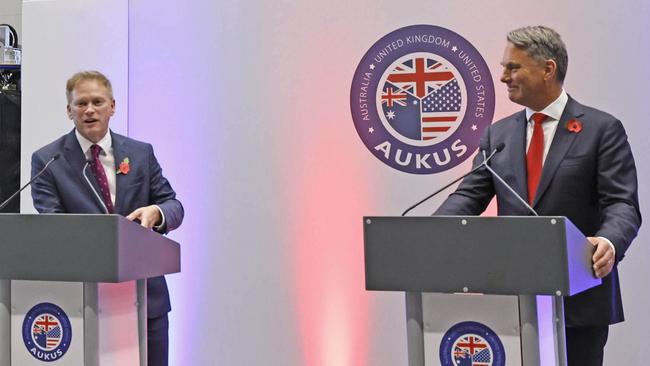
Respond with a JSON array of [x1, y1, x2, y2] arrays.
[[31, 129, 184, 318], [436, 97, 641, 326]]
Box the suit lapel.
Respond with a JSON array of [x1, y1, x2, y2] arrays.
[[62, 130, 105, 212], [112, 132, 132, 214], [506, 111, 529, 201], [532, 97, 584, 206]]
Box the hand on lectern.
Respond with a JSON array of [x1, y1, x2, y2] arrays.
[[126, 205, 162, 229], [589, 237, 615, 279]]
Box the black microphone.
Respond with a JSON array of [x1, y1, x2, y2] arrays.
[[401, 143, 505, 216], [480, 147, 538, 216], [82, 158, 109, 214], [0, 153, 61, 211]]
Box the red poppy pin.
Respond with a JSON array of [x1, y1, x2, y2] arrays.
[[117, 157, 130, 175], [567, 119, 582, 133]]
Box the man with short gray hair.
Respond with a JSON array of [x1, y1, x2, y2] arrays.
[[436, 26, 641, 365]]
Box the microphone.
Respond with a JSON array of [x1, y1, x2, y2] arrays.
[[401, 143, 505, 216], [0, 153, 61, 211], [82, 158, 109, 214], [481, 149, 538, 216]]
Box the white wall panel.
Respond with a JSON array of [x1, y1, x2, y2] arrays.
[[21, 0, 128, 213]]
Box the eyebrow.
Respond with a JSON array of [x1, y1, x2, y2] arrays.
[[500, 61, 520, 67]]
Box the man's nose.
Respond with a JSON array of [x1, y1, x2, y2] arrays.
[[500, 70, 509, 83]]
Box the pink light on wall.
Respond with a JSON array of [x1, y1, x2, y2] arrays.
[[288, 147, 373, 366]]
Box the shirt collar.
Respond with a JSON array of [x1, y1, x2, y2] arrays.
[[525, 89, 568, 122], [75, 129, 112, 157]]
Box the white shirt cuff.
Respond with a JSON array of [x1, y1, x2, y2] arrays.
[[154, 205, 166, 231]]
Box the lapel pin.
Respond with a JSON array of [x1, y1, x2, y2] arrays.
[[117, 157, 130, 175], [566, 119, 582, 133]]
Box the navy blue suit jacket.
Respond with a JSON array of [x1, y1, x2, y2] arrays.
[[31, 129, 184, 318], [436, 97, 641, 326]]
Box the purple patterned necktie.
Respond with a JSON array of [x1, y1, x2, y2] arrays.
[[90, 144, 115, 213]]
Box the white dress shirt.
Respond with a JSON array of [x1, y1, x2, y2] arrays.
[[524, 90, 568, 164]]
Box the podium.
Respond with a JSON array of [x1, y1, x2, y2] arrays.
[[364, 216, 600, 366], [0, 214, 180, 366]]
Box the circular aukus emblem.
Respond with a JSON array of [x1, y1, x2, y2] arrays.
[[439, 321, 505, 366], [350, 25, 495, 174], [22, 302, 72, 362]]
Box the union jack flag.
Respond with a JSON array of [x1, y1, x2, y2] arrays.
[[381, 87, 409, 107], [386, 57, 455, 98]]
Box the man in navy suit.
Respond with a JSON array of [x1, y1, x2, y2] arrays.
[[436, 26, 641, 365], [31, 70, 183, 366]]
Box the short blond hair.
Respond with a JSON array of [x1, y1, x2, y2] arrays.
[[65, 70, 114, 103]]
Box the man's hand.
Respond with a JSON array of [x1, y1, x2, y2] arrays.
[[126, 205, 162, 229], [589, 237, 615, 278]]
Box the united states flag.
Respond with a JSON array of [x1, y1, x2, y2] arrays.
[[420, 79, 461, 140], [473, 348, 492, 365], [46, 326, 62, 349]]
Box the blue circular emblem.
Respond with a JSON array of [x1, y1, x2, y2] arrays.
[[439, 321, 505, 366], [22, 302, 72, 362], [350, 25, 495, 174]]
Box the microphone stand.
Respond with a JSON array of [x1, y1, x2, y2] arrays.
[[401, 147, 500, 216]]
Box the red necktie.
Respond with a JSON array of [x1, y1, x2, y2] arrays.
[[526, 113, 548, 204], [90, 144, 115, 213]]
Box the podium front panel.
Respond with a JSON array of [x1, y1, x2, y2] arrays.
[[10, 280, 141, 366], [422, 293, 522, 366], [11, 281, 84, 365], [364, 216, 599, 295]]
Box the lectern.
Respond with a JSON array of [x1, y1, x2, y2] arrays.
[[0, 214, 180, 366], [364, 216, 600, 366]]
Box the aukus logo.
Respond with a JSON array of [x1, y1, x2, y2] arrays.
[[22, 302, 72, 362], [350, 25, 495, 174]]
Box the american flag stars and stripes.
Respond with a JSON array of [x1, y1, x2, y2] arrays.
[[472, 348, 493, 364], [420, 79, 462, 141]]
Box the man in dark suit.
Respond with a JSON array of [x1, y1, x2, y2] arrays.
[[435, 26, 641, 365], [31, 70, 183, 366]]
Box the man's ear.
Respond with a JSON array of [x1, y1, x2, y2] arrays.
[[544, 59, 558, 82]]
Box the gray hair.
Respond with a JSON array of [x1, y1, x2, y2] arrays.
[[507, 26, 568, 83]]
